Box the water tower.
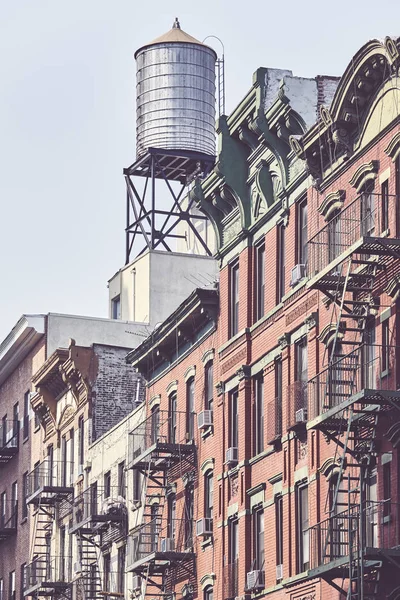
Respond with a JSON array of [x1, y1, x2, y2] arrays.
[[124, 18, 222, 263]]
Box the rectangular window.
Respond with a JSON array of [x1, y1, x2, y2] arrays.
[[23, 392, 30, 440], [118, 461, 126, 498], [205, 361, 214, 412], [167, 494, 176, 539], [296, 484, 309, 572], [295, 338, 308, 382], [255, 243, 265, 321], [117, 546, 125, 593], [132, 469, 141, 503], [297, 198, 308, 266], [228, 518, 239, 597], [11, 482, 17, 526], [204, 471, 213, 520], [78, 416, 84, 468], [275, 494, 284, 575], [254, 376, 264, 455], [0, 492, 6, 528], [13, 404, 19, 439], [277, 224, 285, 303], [104, 472, 111, 499], [2, 415, 7, 447], [230, 261, 240, 337], [103, 554, 110, 592], [185, 484, 194, 549], [8, 572, 15, 600], [20, 565, 26, 600], [275, 358, 283, 438], [61, 434, 67, 487], [22, 472, 28, 519], [69, 429, 74, 486], [0, 578, 3, 600], [381, 179, 389, 231], [383, 461, 391, 518], [229, 388, 239, 449], [169, 392, 177, 443], [186, 378, 195, 441], [111, 295, 121, 320], [382, 319, 390, 374], [253, 510, 265, 572]]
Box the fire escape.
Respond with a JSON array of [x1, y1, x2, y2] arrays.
[[70, 484, 127, 599], [126, 409, 195, 598], [24, 458, 73, 599], [306, 191, 400, 599]]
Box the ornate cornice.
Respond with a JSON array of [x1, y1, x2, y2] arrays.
[[236, 365, 251, 381], [278, 333, 290, 349]]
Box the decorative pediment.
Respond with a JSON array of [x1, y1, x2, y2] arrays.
[[318, 190, 345, 221], [58, 404, 75, 429], [349, 160, 379, 192], [319, 457, 341, 481], [385, 132, 400, 162], [318, 322, 345, 347]]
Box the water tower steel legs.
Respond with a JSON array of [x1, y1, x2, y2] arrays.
[[124, 149, 214, 264]]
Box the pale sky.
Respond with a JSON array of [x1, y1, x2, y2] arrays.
[[0, 0, 399, 341]]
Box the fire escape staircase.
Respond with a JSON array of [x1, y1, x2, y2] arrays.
[[76, 531, 103, 600]]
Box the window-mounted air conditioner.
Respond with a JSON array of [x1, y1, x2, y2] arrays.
[[295, 408, 308, 423], [246, 570, 265, 591], [198, 410, 213, 429], [290, 264, 306, 288], [160, 537, 175, 552], [196, 518, 213, 537], [276, 564, 283, 581], [225, 447, 238, 466], [131, 575, 141, 592]]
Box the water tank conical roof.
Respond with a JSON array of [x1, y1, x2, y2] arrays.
[[135, 19, 217, 159]]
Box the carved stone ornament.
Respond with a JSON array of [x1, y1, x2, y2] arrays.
[[236, 365, 251, 381], [304, 312, 318, 331], [384, 131, 400, 163], [215, 381, 225, 396], [230, 475, 239, 498], [319, 104, 333, 127], [318, 322, 345, 347], [278, 333, 290, 349], [332, 124, 352, 157], [318, 190, 345, 221], [385, 275, 400, 301], [349, 160, 379, 192], [289, 135, 304, 159]]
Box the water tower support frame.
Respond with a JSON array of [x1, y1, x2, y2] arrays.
[[123, 147, 215, 264]]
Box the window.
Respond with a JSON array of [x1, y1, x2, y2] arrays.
[[275, 495, 284, 576], [111, 295, 121, 320], [103, 554, 110, 592], [132, 469, 141, 503], [23, 392, 30, 440], [8, 572, 15, 600], [381, 179, 389, 231], [78, 416, 84, 469], [255, 243, 265, 321], [204, 586, 213, 600], [277, 224, 285, 303], [117, 546, 125, 593], [382, 319, 390, 374], [59, 525, 66, 580], [69, 429, 74, 486], [275, 358, 283, 438], [13, 404, 19, 439], [61, 434, 67, 487], [253, 509, 265, 574], [118, 461, 126, 498], [186, 378, 195, 441], [296, 483, 309, 572], [0, 492, 6, 528], [151, 406, 159, 444], [2, 415, 7, 447], [0, 578, 3, 600], [150, 503, 159, 552], [363, 324, 376, 388], [184, 484, 194, 548], [167, 493, 176, 540], [47, 445, 53, 487], [383, 461, 391, 518], [104, 472, 111, 499], [295, 338, 308, 382], [229, 388, 239, 450], [22, 472, 28, 519], [396, 154, 400, 236], [230, 261, 240, 337], [20, 565, 26, 600], [360, 183, 375, 237], [254, 376, 264, 455], [204, 471, 213, 521], [297, 198, 308, 266], [34, 407, 40, 431], [228, 518, 239, 597], [328, 210, 342, 263], [11, 482, 17, 525], [169, 392, 177, 443], [205, 361, 214, 412]]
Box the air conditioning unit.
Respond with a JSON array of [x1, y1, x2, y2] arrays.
[[198, 410, 213, 429], [131, 575, 141, 592], [276, 563, 283, 581], [246, 570, 264, 591], [290, 264, 306, 287], [160, 537, 175, 552], [73, 562, 82, 575], [196, 518, 213, 537], [295, 408, 308, 423], [225, 447, 238, 466]]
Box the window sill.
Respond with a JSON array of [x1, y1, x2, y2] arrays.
[[201, 426, 213, 440], [380, 369, 390, 379], [200, 536, 213, 550]]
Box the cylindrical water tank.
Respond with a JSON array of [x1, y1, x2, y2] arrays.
[[135, 19, 217, 158]]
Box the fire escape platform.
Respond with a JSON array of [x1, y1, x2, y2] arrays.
[[307, 389, 400, 431], [24, 582, 72, 597], [308, 556, 384, 580], [26, 486, 74, 507], [307, 236, 400, 291], [69, 513, 122, 535], [0, 524, 17, 540], [126, 550, 194, 574], [129, 442, 194, 470], [0, 447, 18, 463]]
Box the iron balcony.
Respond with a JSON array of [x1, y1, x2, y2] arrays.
[[70, 486, 126, 534], [24, 556, 72, 597]]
